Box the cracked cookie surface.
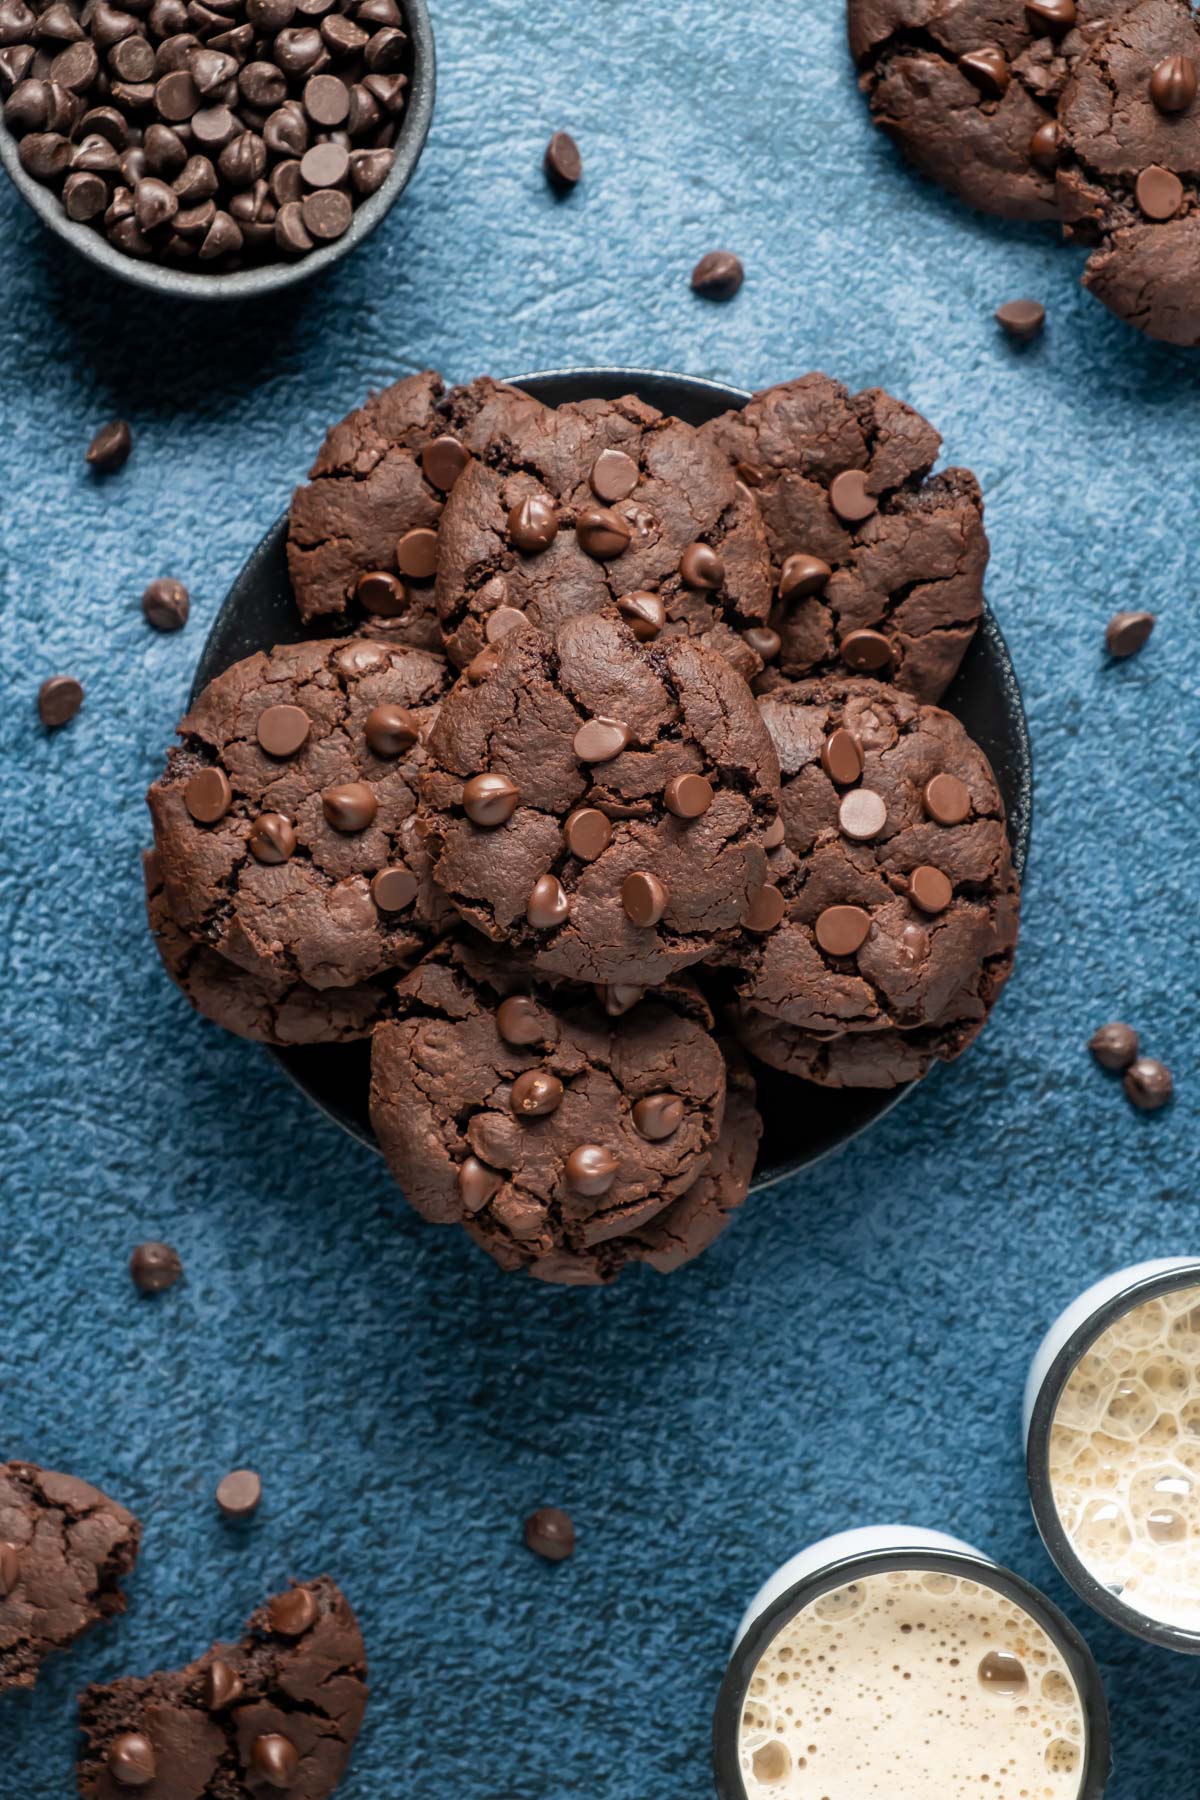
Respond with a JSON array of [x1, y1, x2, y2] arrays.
[[432, 387, 774, 677], [417, 613, 781, 986], [1057, 0, 1200, 343], [726, 677, 1020, 1082], [77, 1575, 365, 1800], [701, 376, 988, 703], [0, 1461, 140, 1695], [147, 638, 452, 991], [849, 0, 1130, 219], [368, 936, 727, 1278]]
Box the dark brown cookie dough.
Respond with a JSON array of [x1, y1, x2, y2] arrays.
[[0, 1461, 140, 1695], [725, 678, 1020, 1081], [701, 376, 988, 704], [432, 386, 774, 677], [418, 614, 781, 986], [1056, 0, 1200, 343], [849, 0, 1130, 220], [148, 638, 452, 991], [144, 850, 389, 1046], [369, 936, 728, 1275], [286, 372, 533, 645], [77, 1575, 366, 1800]]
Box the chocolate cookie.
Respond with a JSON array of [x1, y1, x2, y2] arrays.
[[148, 639, 452, 991], [849, 0, 1129, 220], [726, 677, 1020, 1081], [0, 1461, 140, 1695], [432, 386, 774, 677], [418, 614, 782, 986], [701, 376, 988, 703], [286, 373, 532, 645], [77, 1575, 366, 1800], [144, 850, 389, 1045], [369, 937, 728, 1275], [1057, 0, 1200, 343]]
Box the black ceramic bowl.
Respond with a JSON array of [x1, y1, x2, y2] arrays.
[[0, 0, 434, 301], [193, 367, 1033, 1190]]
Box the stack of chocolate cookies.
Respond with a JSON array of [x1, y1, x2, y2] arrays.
[[851, 0, 1200, 346], [145, 368, 1020, 1284]]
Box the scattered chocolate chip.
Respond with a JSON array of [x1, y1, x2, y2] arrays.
[[960, 46, 1010, 97], [820, 728, 863, 786], [364, 703, 419, 756], [37, 673, 84, 728], [829, 468, 877, 524], [838, 788, 887, 842], [256, 702, 310, 757], [1089, 1022, 1139, 1070], [1025, 0, 1075, 32], [595, 983, 644, 1016], [815, 903, 872, 957], [908, 865, 953, 914], [108, 1732, 157, 1787], [1029, 119, 1064, 171], [267, 1586, 318, 1637], [564, 1144, 618, 1197], [621, 870, 668, 927], [563, 805, 612, 861], [183, 766, 231, 823], [248, 812, 296, 864], [576, 505, 631, 560], [840, 628, 894, 674], [779, 552, 831, 601], [485, 605, 527, 643], [129, 1240, 182, 1293], [1124, 1057, 1174, 1111], [679, 541, 724, 592], [616, 590, 665, 640], [524, 1506, 575, 1561], [995, 299, 1045, 342], [251, 1734, 300, 1787], [690, 248, 743, 299], [543, 128, 581, 191], [763, 815, 786, 849], [1105, 610, 1155, 658], [141, 577, 190, 631], [743, 883, 786, 933], [463, 772, 519, 827], [0, 1542, 21, 1599], [526, 873, 569, 929], [590, 448, 638, 502], [510, 1069, 564, 1118], [632, 1092, 683, 1140], [495, 995, 544, 1046], [85, 418, 132, 471], [922, 772, 971, 826], [356, 569, 407, 616], [458, 1155, 502, 1211], [370, 866, 418, 912], [203, 1659, 243, 1711], [1150, 52, 1196, 114], [421, 434, 469, 492], [743, 625, 781, 662], [573, 716, 629, 763], [507, 493, 558, 553], [321, 780, 377, 832], [395, 526, 438, 580], [1136, 165, 1183, 221], [663, 773, 713, 819], [215, 1468, 262, 1519]]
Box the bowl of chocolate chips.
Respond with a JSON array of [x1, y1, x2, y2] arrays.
[[0, 0, 433, 296]]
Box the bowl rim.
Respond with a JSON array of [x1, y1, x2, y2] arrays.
[[0, 0, 435, 302], [193, 365, 1033, 1193]]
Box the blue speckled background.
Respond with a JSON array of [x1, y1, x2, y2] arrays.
[[0, 0, 1197, 1793]]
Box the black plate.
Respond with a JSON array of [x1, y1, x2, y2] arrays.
[[194, 368, 1032, 1192]]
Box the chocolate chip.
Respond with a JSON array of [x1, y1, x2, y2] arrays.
[[154, 66, 198, 119], [595, 983, 644, 1016], [1105, 610, 1155, 658], [203, 1660, 243, 1710], [50, 36, 97, 88], [371, 865, 418, 911], [85, 417, 132, 471], [1089, 1022, 1138, 1070], [526, 873, 569, 928], [616, 590, 664, 640], [820, 728, 863, 785], [274, 198, 312, 253], [1136, 165, 1183, 221], [256, 702, 310, 757], [744, 883, 785, 932], [690, 248, 743, 299], [838, 788, 887, 842], [353, 569, 406, 616], [303, 69, 347, 124], [960, 47, 1010, 97], [183, 766, 231, 823], [363, 24, 405, 69], [1025, 0, 1075, 32], [267, 1586, 318, 1637], [218, 131, 267, 192], [763, 815, 785, 849], [37, 673, 84, 728], [524, 1506, 575, 1561], [1150, 52, 1196, 112], [507, 493, 558, 553], [922, 772, 971, 825], [251, 1735, 300, 1787], [458, 1155, 502, 1211], [779, 552, 831, 601], [321, 11, 365, 53], [563, 806, 612, 860], [632, 1092, 683, 1139], [174, 153, 218, 202], [663, 773, 713, 819], [678, 540, 724, 590], [1124, 1057, 1174, 1111], [829, 469, 877, 524], [486, 605, 527, 643], [108, 1733, 157, 1787], [393, 526, 437, 581], [0, 1543, 21, 1598], [573, 716, 629, 763], [263, 98, 308, 154], [364, 702, 419, 756], [1029, 119, 1064, 171], [621, 870, 668, 927], [349, 145, 392, 193], [995, 299, 1045, 342], [495, 995, 544, 1046], [840, 628, 893, 673], [543, 128, 581, 190], [143, 122, 187, 176], [589, 448, 638, 503], [301, 183, 351, 238], [565, 1144, 617, 1197], [744, 626, 781, 662], [110, 35, 155, 81], [815, 904, 872, 957], [463, 772, 518, 827], [576, 505, 631, 560], [215, 1467, 262, 1518], [908, 865, 952, 914], [20, 129, 72, 181], [129, 1240, 182, 1293], [511, 1069, 564, 1118], [300, 138, 347, 186], [421, 434, 469, 492], [240, 58, 287, 108], [248, 811, 296, 864], [322, 780, 377, 831], [199, 207, 243, 260]]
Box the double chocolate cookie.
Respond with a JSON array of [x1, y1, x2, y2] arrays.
[[727, 677, 1020, 1084], [148, 638, 451, 990], [417, 613, 782, 986], [77, 1576, 366, 1800], [0, 1461, 140, 1694], [368, 937, 728, 1280], [849, 0, 1130, 220], [1057, 0, 1200, 344], [432, 386, 774, 677], [701, 376, 988, 704]]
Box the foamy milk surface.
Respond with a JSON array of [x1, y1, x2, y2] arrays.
[[1049, 1280, 1200, 1630], [738, 1566, 1086, 1798]]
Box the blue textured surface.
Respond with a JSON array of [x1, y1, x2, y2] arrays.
[[0, 0, 1196, 1794]]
